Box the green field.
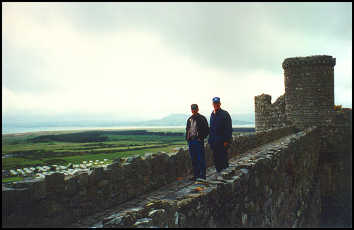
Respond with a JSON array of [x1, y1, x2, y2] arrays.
[[2, 127, 254, 177], [2, 128, 187, 171], [2, 176, 24, 183]]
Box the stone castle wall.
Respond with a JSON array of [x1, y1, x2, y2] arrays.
[[103, 127, 323, 227], [318, 109, 352, 226], [103, 115, 351, 228], [2, 126, 296, 227], [3, 117, 350, 228]]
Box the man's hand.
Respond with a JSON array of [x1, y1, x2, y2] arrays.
[[223, 142, 229, 147]]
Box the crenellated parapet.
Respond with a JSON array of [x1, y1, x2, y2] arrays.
[[282, 55, 336, 69], [255, 93, 289, 132], [255, 94, 271, 132]]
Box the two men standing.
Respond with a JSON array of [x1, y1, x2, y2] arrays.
[[186, 97, 232, 181]]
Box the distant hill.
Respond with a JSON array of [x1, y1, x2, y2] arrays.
[[135, 113, 254, 126], [136, 114, 190, 126]]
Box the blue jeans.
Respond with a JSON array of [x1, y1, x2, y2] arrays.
[[188, 139, 206, 179]]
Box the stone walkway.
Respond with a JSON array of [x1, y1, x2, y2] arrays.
[[67, 135, 291, 228]]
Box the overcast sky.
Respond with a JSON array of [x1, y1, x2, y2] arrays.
[[2, 2, 352, 123]]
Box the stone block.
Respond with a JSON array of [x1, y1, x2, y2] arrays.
[[89, 167, 104, 185], [135, 157, 152, 192], [45, 172, 65, 193], [109, 163, 125, 182], [107, 161, 121, 170], [97, 179, 109, 188], [43, 199, 66, 218], [150, 153, 170, 187], [2, 186, 17, 214], [175, 149, 190, 177], [78, 172, 89, 186], [32, 178, 46, 199], [166, 156, 177, 184]]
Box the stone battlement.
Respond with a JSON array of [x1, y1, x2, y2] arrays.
[[255, 93, 289, 131], [282, 55, 336, 69]]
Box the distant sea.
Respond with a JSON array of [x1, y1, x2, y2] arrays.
[[2, 124, 255, 135]]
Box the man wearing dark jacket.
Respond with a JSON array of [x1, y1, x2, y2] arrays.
[[186, 104, 209, 181], [208, 97, 232, 180]]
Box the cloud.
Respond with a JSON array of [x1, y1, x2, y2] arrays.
[[2, 3, 352, 124]]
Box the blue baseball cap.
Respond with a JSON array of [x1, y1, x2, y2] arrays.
[[212, 97, 220, 103]]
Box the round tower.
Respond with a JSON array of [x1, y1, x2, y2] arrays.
[[282, 55, 336, 129]]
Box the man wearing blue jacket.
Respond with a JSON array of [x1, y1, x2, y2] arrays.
[[208, 97, 233, 180]]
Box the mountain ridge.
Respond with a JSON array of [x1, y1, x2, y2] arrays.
[[3, 113, 255, 128]]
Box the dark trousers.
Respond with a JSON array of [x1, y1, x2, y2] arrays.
[[211, 143, 229, 173], [188, 139, 206, 179]]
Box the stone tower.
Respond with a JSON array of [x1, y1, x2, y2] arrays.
[[255, 55, 336, 132], [282, 55, 336, 129]]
